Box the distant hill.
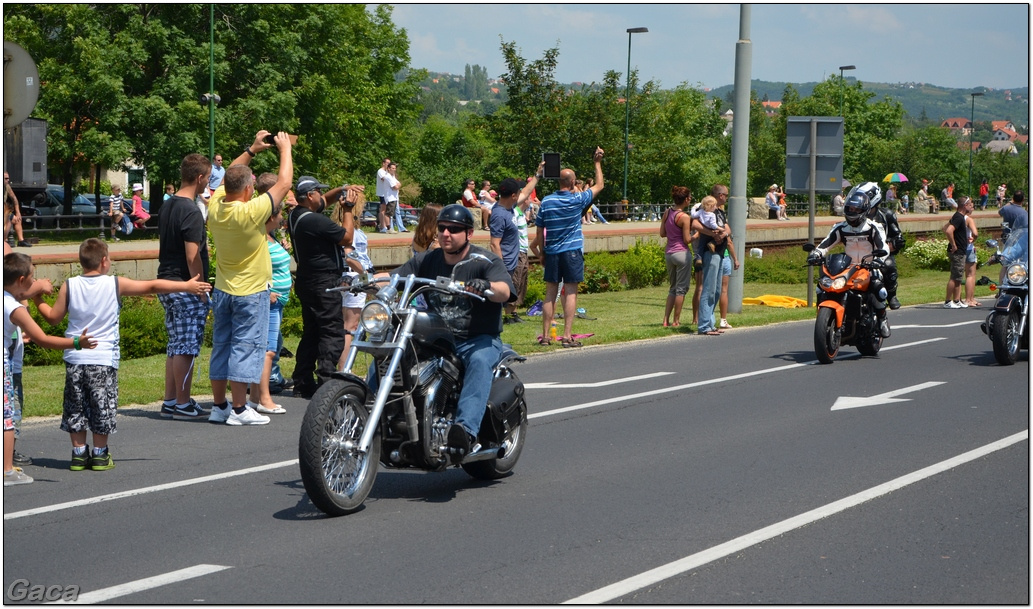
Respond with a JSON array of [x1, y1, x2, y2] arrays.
[[705, 80, 1029, 129]]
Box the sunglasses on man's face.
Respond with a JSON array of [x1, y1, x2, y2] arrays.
[[437, 223, 467, 234]]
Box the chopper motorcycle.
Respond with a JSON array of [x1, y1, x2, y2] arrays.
[[978, 227, 1029, 365], [298, 255, 528, 516], [803, 244, 890, 364]]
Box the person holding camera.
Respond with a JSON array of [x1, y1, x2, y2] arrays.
[[206, 130, 292, 426], [286, 173, 362, 399], [530, 147, 605, 347]]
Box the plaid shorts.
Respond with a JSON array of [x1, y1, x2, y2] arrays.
[[3, 358, 14, 432], [159, 292, 209, 356], [61, 364, 119, 435]]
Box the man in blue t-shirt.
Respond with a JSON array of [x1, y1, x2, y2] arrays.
[[999, 191, 1028, 232], [530, 147, 605, 346]]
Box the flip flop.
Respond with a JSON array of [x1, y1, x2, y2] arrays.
[[700, 330, 722, 336]]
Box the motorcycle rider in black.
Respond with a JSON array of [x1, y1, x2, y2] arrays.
[[852, 181, 903, 310], [391, 204, 516, 456], [810, 188, 892, 338]]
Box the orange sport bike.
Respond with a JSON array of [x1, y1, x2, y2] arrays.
[[803, 244, 889, 364]]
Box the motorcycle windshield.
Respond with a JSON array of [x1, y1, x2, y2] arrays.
[[1001, 228, 1028, 266]]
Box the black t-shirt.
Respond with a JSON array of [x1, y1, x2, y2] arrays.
[[288, 207, 347, 278], [157, 195, 209, 282], [947, 211, 967, 253], [394, 245, 515, 341]]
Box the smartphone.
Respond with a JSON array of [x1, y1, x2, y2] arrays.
[[264, 132, 298, 145], [543, 153, 561, 180]]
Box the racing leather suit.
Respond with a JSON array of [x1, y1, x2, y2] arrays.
[[813, 218, 890, 316]]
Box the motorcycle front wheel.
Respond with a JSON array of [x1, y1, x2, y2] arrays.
[[991, 310, 1020, 365], [299, 379, 380, 516], [813, 307, 840, 364], [462, 408, 527, 480]]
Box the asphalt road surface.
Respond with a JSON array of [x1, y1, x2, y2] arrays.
[[3, 300, 1028, 604]]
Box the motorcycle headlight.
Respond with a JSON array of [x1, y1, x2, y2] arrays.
[[827, 276, 847, 291], [1006, 264, 1028, 285], [360, 300, 391, 335]]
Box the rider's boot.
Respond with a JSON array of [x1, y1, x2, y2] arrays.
[[877, 311, 891, 338]]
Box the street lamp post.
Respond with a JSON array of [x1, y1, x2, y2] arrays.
[[623, 27, 648, 216], [838, 65, 855, 117], [969, 91, 984, 198]]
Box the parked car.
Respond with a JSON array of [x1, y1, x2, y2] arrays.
[[82, 193, 112, 213], [24, 185, 100, 228]]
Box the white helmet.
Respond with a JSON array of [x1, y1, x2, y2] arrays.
[[848, 181, 882, 209]]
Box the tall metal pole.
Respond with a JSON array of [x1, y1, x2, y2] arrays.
[[969, 92, 983, 197], [838, 65, 855, 117], [726, 5, 752, 314], [622, 27, 647, 211], [209, 4, 215, 161]]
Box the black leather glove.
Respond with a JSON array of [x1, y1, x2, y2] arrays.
[[807, 251, 821, 265], [465, 278, 490, 296]]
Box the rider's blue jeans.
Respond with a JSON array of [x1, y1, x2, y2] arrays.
[[454, 334, 502, 438]]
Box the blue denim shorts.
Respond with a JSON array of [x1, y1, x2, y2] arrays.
[[721, 255, 732, 277], [543, 250, 585, 283], [209, 288, 270, 383]]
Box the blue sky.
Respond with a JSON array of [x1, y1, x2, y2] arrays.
[[389, 3, 1030, 91]]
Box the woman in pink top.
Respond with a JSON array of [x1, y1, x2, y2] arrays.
[[659, 185, 693, 327]]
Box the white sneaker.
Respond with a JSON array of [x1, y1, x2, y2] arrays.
[[943, 301, 960, 309], [719, 319, 733, 329], [227, 406, 270, 426], [208, 404, 231, 424], [4, 467, 34, 486], [956, 301, 968, 308]]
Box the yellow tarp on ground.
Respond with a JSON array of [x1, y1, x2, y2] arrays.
[[742, 294, 811, 308]]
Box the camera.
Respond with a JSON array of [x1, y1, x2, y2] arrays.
[[263, 132, 298, 145]]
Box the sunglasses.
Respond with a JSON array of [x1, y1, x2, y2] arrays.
[[437, 223, 467, 234]]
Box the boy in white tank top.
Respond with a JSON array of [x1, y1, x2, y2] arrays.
[[33, 238, 210, 471]]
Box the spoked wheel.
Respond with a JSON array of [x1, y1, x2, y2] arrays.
[[813, 307, 840, 364], [299, 380, 380, 516], [462, 407, 527, 480], [991, 310, 1020, 365]]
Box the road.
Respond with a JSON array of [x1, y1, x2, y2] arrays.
[[3, 301, 1028, 604]]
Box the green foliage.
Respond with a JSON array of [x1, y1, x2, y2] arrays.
[[903, 237, 951, 271], [741, 247, 810, 284]]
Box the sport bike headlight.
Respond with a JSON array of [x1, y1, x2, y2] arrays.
[[1006, 264, 1028, 285], [360, 300, 391, 335], [824, 276, 847, 290]]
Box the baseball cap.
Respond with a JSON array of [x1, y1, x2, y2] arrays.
[[498, 177, 523, 198], [295, 175, 329, 196]]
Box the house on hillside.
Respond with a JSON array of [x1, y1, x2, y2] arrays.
[[957, 141, 982, 152], [993, 128, 1029, 145], [940, 117, 973, 135], [760, 100, 781, 118], [992, 120, 1015, 132], [984, 140, 1019, 155]]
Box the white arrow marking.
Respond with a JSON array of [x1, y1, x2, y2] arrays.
[[525, 371, 675, 389], [831, 381, 946, 411]]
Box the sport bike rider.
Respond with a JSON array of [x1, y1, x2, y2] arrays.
[[388, 204, 515, 457], [853, 181, 903, 310], [809, 188, 893, 338]]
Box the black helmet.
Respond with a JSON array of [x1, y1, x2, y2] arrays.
[[844, 192, 870, 227], [437, 204, 475, 229]]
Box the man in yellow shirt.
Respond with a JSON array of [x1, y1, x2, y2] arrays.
[[206, 130, 292, 426]]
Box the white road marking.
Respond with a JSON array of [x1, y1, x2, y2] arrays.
[[3, 460, 298, 521], [525, 371, 675, 389], [48, 564, 232, 604], [529, 338, 947, 420], [831, 381, 947, 411], [563, 430, 1029, 604], [5, 338, 951, 521], [894, 319, 983, 329]]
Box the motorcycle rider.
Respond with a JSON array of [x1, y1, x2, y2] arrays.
[[390, 204, 515, 456], [809, 189, 892, 338], [853, 181, 903, 310]]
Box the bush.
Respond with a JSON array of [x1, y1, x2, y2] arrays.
[[741, 246, 809, 284], [903, 237, 950, 271]]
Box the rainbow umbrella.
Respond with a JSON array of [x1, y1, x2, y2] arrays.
[[883, 172, 908, 183]]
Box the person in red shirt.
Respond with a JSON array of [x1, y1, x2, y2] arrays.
[[979, 178, 990, 210]]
